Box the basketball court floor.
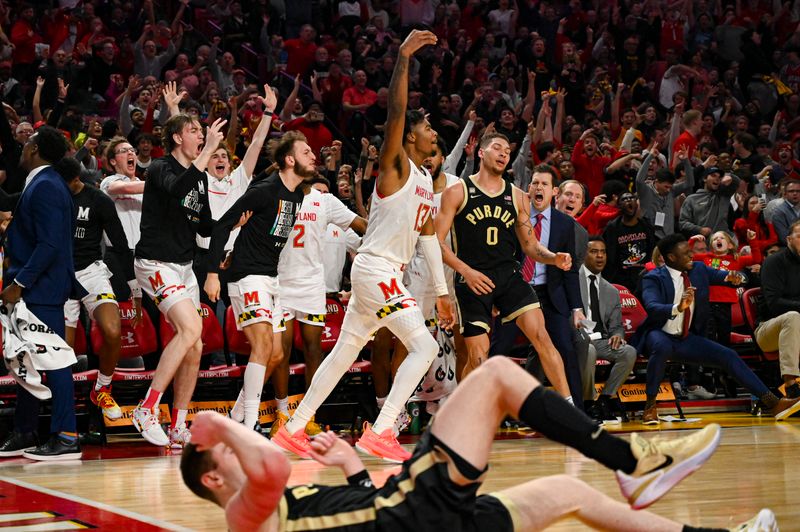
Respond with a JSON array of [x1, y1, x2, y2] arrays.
[[0, 413, 797, 531]]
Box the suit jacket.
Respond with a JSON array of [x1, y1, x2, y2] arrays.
[[578, 269, 624, 339], [540, 208, 582, 316], [631, 262, 729, 351], [4, 166, 81, 306]]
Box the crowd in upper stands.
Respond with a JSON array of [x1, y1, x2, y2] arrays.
[[1, 0, 799, 414]]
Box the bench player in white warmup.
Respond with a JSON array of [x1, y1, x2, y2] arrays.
[[273, 30, 455, 462]]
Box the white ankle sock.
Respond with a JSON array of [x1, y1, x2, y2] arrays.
[[373, 400, 402, 435], [276, 396, 289, 416], [230, 389, 245, 422], [243, 363, 266, 427], [95, 372, 113, 391]]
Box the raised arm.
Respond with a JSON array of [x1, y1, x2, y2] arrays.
[[240, 85, 277, 177], [279, 75, 302, 123], [377, 30, 437, 197], [189, 412, 290, 532], [442, 110, 475, 175]]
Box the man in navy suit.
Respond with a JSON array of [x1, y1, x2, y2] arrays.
[[635, 233, 800, 424], [0, 127, 82, 461], [491, 165, 586, 407]]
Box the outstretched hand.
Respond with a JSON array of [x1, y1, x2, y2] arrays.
[[399, 30, 438, 58]]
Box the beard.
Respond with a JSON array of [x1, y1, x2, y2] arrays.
[[293, 161, 317, 179]]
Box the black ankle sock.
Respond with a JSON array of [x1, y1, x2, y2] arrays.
[[683, 526, 726, 532], [518, 387, 638, 474]]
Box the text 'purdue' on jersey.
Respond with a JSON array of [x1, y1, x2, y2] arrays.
[[452, 175, 520, 271]]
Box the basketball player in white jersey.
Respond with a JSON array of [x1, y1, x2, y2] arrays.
[[323, 224, 361, 294], [273, 30, 454, 463], [372, 136, 464, 430], [270, 175, 367, 435], [195, 85, 277, 304], [100, 137, 144, 316]]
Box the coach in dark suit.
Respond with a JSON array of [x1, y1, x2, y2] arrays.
[[634, 233, 800, 424], [0, 127, 83, 460], [525, 167, 586, 406]]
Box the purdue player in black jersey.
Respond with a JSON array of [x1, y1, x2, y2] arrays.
[[204, 130, 309, 431], [59, 158, 141, 421], [435, 133, 573, 401], [132, 115, 227, 448], [181, 357, 738, 531]]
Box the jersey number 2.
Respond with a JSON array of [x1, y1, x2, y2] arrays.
[[293, 224, 305, 247], [413, 204, 431, 232]]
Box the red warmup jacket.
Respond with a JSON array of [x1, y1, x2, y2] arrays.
[[693, 249, 762, 304], [571, 139, 613, 199], [732, 212, 777, 256], [576, 202, 620, 235]]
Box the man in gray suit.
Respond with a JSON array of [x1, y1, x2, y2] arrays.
[[576, 236, 637, 424]]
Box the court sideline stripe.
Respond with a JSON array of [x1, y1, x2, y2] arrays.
[[0, 476, 191, 531]]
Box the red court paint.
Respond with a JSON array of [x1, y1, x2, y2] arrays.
[[0, 477, 182, 530]]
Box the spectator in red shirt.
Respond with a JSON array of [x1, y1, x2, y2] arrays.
[[577, 179, 625, 235], [283, 24, 317, 77], [342, 70, 377, 144], [672, 109, 702, 164], [282, 100, 333, 159], [572, 130, 613, 199], [10, 4, 43, 83]]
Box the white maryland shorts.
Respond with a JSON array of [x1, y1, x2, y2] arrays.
[[134, 258, 200, 316], [342, 253, 426, 342], [281, 283, 326, 327], [64, 261, 117, 328], [228, 275, 286, 332]]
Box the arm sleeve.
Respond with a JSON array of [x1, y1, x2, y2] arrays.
[[14, 180, 71, 288], [207, 186, 264, 273], [98, 193, 135, 281], [679, 199, 703, 234], [672, 160, 695, 195], [150, 160, 207, 199], [641, 274, 679, 322], [442, 120, 475, 175]]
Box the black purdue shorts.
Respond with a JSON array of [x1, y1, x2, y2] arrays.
[[454, 265, 540, 337], [374, 431, 517, 532]]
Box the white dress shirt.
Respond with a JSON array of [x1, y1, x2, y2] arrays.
[[530, 206, 551, 286], [23, 165, 49, 191], [662, 266, 695, 336]]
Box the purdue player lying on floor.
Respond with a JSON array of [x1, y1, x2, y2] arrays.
[[180, 357, 771, 532]]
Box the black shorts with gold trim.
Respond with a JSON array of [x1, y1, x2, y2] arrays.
[[454, 265, 540, 338], [276, 430, 515, 531]]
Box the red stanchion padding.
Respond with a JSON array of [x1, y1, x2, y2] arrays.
[[160, 304, 224, 355], [290, 298, 347, 353], [92, 301, 157, 359], [612, 284, 648, 341], [74, 320, 88, 356], [225, 305, 251, 355]]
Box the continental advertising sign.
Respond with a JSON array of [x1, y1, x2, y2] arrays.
[[104, 394, 305, 427]]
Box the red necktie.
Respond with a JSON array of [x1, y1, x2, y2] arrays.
[[681, 272, 692, 338], [522, 213, 544, 283]]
